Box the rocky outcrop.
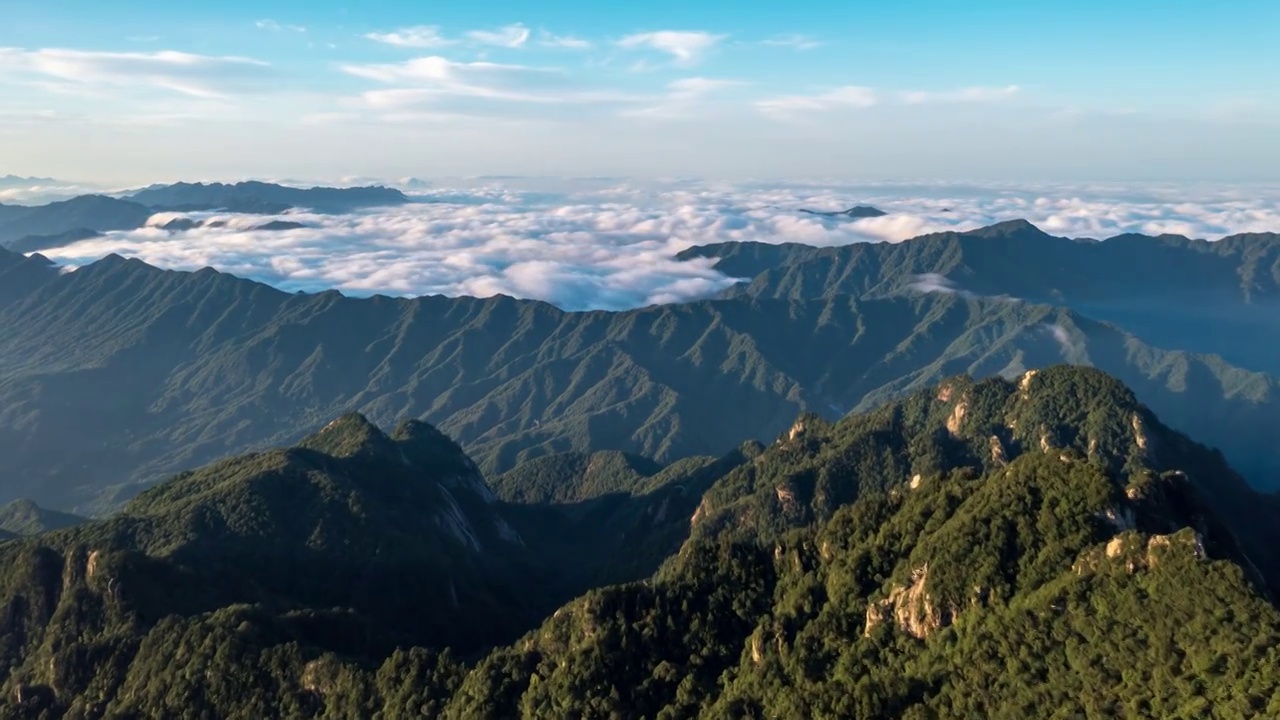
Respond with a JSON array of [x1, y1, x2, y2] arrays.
[[1075, 529, 1207, 575], [864, 564, 950, 639]]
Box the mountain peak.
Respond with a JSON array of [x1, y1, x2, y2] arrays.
[[963, 218, 1051, 239], [298, 412, 398, 460]]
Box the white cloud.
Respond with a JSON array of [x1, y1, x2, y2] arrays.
[[539, 31, 593, 50], [364, 26, 456, 48], [908, 272, 964, 295], [617, 31, 725, 67], [0, 47, 270, 99], [256, 19, 307, 33], [466, 23, 532, 48], [341, 56, 651, 115], [761, 34, 822, 50], [342, 56, 565, 102], [756, 86, 878, 120], [901, 85, 1020, 104]]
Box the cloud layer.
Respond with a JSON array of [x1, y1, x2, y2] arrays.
[[32, 180, 1280, 311]]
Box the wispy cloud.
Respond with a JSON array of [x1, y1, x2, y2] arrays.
[[539, 31, 593, 50], [466, 23, 532, 48], [760, 34, 822, 50], [901, 85, 1020, 104], [255, 19, 307, 33], [908, 272, 969, 296], [622, 77, 742, 119], [756, 86, 878, 120], [343, 57, 567, 104], [0, 47, 271, 100], [364, 26, 456, 48], [341, 56, 647, 115], [617, 31, 725, 67]]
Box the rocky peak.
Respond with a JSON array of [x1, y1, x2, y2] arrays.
[[298, 412, 398, 460]]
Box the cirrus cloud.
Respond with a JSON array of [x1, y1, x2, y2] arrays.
[[364, 25, 455, 48], [617, 31, 726, 67], [0, 47, 271, 99]]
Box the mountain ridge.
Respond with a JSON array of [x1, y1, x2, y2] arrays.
[[0, 181, 410, 251], [1, 238, 1279, 512], [2, 367, 1275, 717]]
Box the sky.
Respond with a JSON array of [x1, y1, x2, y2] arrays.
[[1, 0, 1278, 184]]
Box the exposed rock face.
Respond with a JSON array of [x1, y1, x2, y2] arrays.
[[1076, 529, 1207, 575], [946, 402, 968, 436], [864, 564, 949, 639], [690, 497, 710, 526], [1019, 369, 1038, 398], [1132, 413, 1149, 452], [775, 485, 799, 515], [788, 418, 807, 441], [989, 436, 1009, 466]]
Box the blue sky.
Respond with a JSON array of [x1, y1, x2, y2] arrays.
[[1, 0, 1277, 184]]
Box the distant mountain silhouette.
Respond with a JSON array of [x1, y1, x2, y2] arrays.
[[126, 181, 410, 213], [0, 181, 408, 251], [0, 195, 152, 249], [799, 205, 888, 219]]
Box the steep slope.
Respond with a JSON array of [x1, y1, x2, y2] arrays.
[[0, 500, 84, 536], [0, 196, 152, 249], [680, 221, 1280, 374], [0, 413, 542, 718], [498, 444, 761, 593], [490, 450, 664, 504], [444, 368, 1280, 719], [125, 181, 410, 213], [0, 369, 1277, 718], [1, 253, 1279, 512]]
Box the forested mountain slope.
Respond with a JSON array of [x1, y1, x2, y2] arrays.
[[680, 221, 1280, 374], [2, 368, 1277, 718], [1, 236, 1278, 512]]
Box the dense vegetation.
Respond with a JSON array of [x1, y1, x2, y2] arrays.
[[2, 224, 1279, 512], [0, 500, 84, 536], [0, 367, 1277, 718], [679, 219, 1280, 374]]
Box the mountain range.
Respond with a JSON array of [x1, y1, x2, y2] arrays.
[[1, 367, 1277, 717], [679, 219, 1280, 374], [0, 181, 410, 252], [0, 175, 59, 189], [0, 218, 1278, 516], [1, 188, 1279, 717]]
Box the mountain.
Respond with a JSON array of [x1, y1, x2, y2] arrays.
[[5, 228, 103, 254], [0, 181, 409, 252], [451, 370, 1280, 719], [0, 241, 1278, 513], [125, 181, 411, 213], [0, 412, 552, 718], [496, 445, 760, 592], [0, 195, 152, 250], [678, 220, 1280, 375], [0, 175, 58, 189], [0, 499, 84, 536], [799, 205, 887, 218], [2, 367, 1277, 717]]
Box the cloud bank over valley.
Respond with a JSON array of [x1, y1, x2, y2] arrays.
[[32, 179, 1280, 311]]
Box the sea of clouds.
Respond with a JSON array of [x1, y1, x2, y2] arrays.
[[29, 178, 1280, 311]]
